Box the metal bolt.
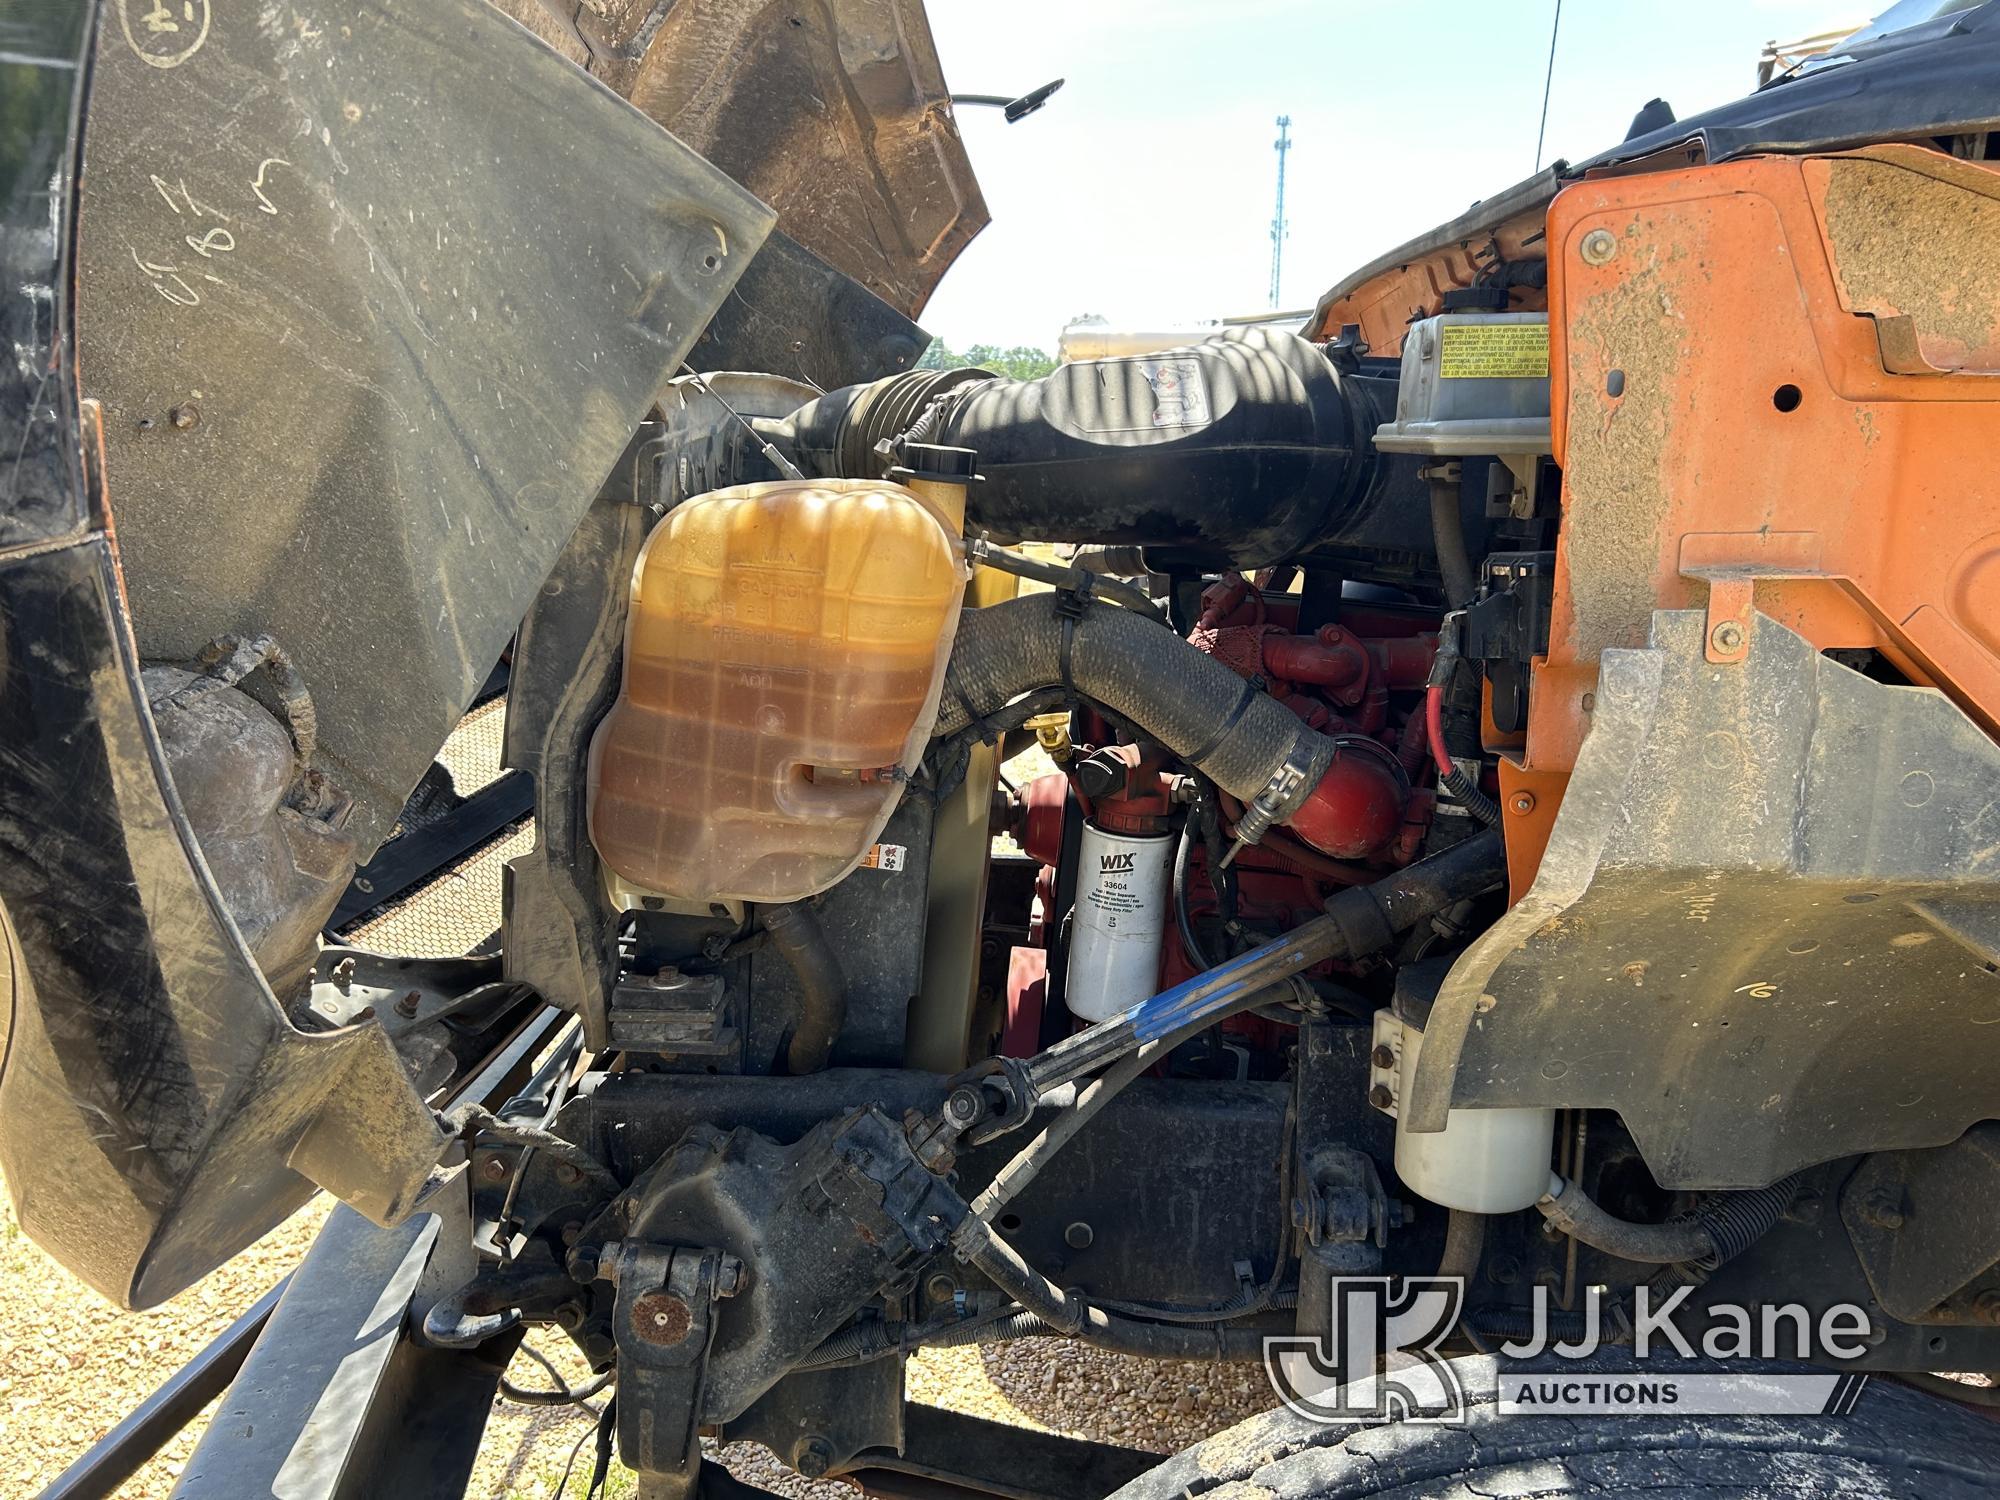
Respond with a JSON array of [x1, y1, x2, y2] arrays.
[[1064, 1221, 1094, 1250], [560, 1220, 584, 1246], [1858, 1187, 1905, 1231], [715, 1257, 747, 1298], [1580, 228, 1618, 266], [395, 990, 422, 1018], [1974, 1290, 2000, 1326], [480, 1156, 509, 1182], [555, 1162, 584, 1187], [168, 403, 200, 430], [553, 1301, 585, 1331], [946, 1088, 981, 1125], [1509, 791, 1537, 815], [1367, 1083, 1394, 1109], [1369, 1044, 1396, 1070], [331, 956, 356, 989], [1710, 619, 1746, 654], [925, 1272, 957, 1305], [797, 1438, 834, 1479]]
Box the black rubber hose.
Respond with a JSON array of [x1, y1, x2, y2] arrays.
[[1070, 545, 1150, 577], [1687, 1174, 1803, 1268], [1537, 1177, 1713, 1264], [935, 593, 1334, 808], [764, 900, 847, 1074], [1022, 827, 1504, 1098], [1428, 475, 1479, 609], [1437, 1210, 1487, 1283], [954, 1217, 1269, 1361], [1538, 1174, 1802, 1269], [1172, 815, 1214, 971]]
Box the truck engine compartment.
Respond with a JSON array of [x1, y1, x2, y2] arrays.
[[8, 3, 2000, 1497]]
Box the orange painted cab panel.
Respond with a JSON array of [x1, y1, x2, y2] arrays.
[[1512, 145, 2000, 896]]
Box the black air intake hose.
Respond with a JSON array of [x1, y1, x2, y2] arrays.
[[765, 329, 1408, 568], [936, 593, 1331, 809]]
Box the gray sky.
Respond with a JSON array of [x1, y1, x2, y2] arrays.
[[920, 0, 1868, 349]]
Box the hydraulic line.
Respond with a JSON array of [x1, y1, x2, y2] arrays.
[[952, 1216, 1270, 1361], [1436, 1210, 1488, 1284], [969, 1039, 1170, 1222], [1021, 829, 1504, 1104]]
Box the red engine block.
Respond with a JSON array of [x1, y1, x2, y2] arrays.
[[1002, 577, 1442, 1050]]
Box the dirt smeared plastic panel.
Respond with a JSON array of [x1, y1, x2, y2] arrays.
[[78, 0, 776, 852]]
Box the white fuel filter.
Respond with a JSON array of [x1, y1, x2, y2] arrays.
[[1065, 823, 1173, 1022]]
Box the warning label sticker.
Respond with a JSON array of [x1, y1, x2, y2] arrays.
[[1439, 322, 1549, 380], [860, 844, 907, 872], [1139, 357, 1211, 428]]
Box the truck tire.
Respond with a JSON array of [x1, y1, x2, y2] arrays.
[[1106, 1355, 2000, 1499]]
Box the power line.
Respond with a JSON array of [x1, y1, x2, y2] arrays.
[[1534, 0, 1563, 171]]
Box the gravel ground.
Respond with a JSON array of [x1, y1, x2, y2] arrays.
[[0, 1179, 1270, 1498], [2, 701, 1276, 1497]]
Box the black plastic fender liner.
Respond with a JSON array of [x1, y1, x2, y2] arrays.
[[75, 0, 776, 856], [0, 1, 766, 1306]]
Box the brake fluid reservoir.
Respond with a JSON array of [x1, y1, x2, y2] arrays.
[[587, 476, 968, 904]]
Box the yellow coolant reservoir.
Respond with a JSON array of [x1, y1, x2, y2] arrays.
[[587, 476, 968, 904]]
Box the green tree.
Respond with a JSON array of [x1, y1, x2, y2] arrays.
[[916, 338, 1058, 381]]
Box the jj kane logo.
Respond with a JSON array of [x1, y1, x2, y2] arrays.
[[1265, 1278, 1874, 1424], [1265, 1278, 1466, 1423]]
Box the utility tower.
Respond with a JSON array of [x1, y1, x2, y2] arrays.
[[1268, 115, 1292, 308]]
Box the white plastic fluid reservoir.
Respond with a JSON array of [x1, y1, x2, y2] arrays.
[[586, 477, 968, 904], [1066, 823, 1173, 1022], [1393, 1017, 1555, 1213]]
